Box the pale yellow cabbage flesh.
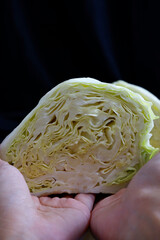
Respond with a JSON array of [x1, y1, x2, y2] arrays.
[[0, 78, 159, 196]]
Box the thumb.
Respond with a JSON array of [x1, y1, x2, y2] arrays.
[[91, 189, 126, 240], [0, 159, 31, 201]]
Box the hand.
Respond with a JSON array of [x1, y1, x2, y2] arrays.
[[0, 159, 95, 240], [90, 153, 160, 240]]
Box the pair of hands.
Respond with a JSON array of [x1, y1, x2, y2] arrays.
[[1, 154, 160, 240]]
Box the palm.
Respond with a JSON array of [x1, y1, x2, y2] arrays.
[[0, 160, 94, 240], [31, 194, 94, 240]]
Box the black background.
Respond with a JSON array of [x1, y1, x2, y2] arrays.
[[1, 0, 160, 142]]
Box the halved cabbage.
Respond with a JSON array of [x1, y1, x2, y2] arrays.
[[0, 78, 159, 196]]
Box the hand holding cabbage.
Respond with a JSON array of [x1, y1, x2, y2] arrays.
[[0, 159, 95, 240], [91, 153, 160, 240], [0, 78, 160, 196]]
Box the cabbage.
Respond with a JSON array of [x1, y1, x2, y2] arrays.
[[0, 78, 159, 196]]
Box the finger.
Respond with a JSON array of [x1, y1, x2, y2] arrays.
[[138, 152, 160, 177], [39, 194, 95, 212], [128, 152, 160, 191], [49, 193, 75, 198], [94, 188, 126, 210], [39, 196, 78, 209], [32, 196, 41, 208], [0, 158, 9, 167], [75, 194, 95, 211], [91, 190, 125, 240], [39, 196, 63, 208], [0, 159, 31, 202]]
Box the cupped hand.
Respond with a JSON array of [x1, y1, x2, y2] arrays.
[[0, 159, 95, 240], [91, 153, 160, 240]]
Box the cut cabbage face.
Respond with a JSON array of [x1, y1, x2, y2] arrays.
[[0, 78, 159, 196]]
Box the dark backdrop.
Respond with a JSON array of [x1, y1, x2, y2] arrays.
[[1, 0, 160, 141]]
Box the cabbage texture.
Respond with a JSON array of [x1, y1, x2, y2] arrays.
[[0, 78, 160, 196]]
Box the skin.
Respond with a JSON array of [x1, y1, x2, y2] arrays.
[[90, 153, 160, 240], [0, 159, 95, 240]]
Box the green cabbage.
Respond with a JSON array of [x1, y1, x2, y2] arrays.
[[0, 78, 159, 196]]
